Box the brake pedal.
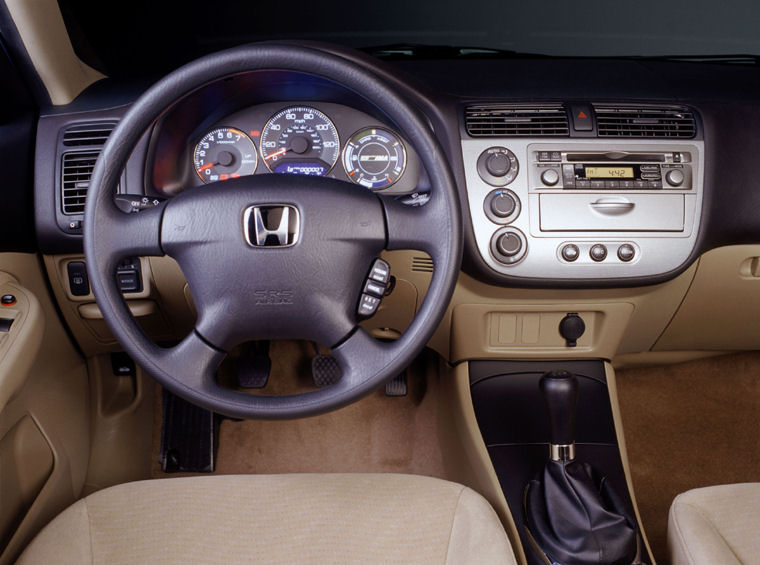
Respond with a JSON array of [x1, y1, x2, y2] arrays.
[[311, 342, 342, 387], [235, 341, 271, 389], [385, 372, 408, 397]]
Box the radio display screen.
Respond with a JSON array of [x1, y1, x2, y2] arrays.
[[584, 166, 634, 179]]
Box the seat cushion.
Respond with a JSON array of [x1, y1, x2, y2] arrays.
[[17, 473, 515, 564], [668, 483, 760, 565]]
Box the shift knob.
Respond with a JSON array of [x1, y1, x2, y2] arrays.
[[539, 371, 578, 459]]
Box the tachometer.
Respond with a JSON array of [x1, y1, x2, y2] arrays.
[[260, 106, 339, 175], [193, 127, 258, 183], [342, 128, 407, 189]]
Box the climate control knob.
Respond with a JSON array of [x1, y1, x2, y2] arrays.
[[490, 227, 528, 265], [477, 147, 519, 186], [484, 189, 521, 223]]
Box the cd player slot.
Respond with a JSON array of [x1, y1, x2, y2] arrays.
[[565, 152, 666, 162]]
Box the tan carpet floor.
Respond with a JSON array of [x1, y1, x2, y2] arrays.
[[153, 342, 447, 479], [616, 352, 760, 565]]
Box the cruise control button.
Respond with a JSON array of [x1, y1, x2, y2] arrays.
[[590, 244, 608, 262], [363, 279, 386, 298], [357, 293, 381, 317], [368, 259, 390, 284], [117, 271, 140, 292]]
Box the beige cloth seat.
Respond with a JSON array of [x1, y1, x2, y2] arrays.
[[17, 473, 516, 564], [668, 483, 760, 565]]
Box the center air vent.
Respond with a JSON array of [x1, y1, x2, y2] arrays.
[[465, 104, 569, 137], [61, 151, 99, 215], [62, 122, 117, 146], [593, 105, 696, 138]]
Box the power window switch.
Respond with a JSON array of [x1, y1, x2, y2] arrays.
[[357, 293, 381, 318], [363, 279, 386, 298], [368, 259, 390, 284]]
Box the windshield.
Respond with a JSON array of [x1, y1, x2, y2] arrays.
[[59, 0, 760, 77]]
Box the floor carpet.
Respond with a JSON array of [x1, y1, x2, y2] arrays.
[[616, 352, 760, 564]]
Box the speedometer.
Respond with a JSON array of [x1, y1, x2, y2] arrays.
[[260, 106, 339, 176]]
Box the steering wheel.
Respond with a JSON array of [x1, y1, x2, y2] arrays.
[[84, 43, 462, 419]]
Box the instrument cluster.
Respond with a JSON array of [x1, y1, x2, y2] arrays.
[[173, 101, 419, 196]]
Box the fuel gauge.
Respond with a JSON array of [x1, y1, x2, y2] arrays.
[[343, 128, 406, 189]]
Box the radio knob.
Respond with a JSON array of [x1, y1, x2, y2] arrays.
[[665, 169, 685, 186], [486, 153, 511, 177], [590, 244, 608, 262], [541, 169, 560, 186], [489, 192, 516, 218]]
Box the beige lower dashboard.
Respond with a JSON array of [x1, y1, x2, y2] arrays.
[[43, 245, 760, 362]]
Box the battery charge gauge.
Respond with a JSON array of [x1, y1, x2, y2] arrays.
[[342, 128, 407, 189]]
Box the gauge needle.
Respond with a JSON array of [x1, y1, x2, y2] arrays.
[[198, 162, 214, 172], [264, 148, 288, 161]]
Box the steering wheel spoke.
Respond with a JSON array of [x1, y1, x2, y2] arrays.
[[380, 194, 449, 259], [90, 203, 165, 270]]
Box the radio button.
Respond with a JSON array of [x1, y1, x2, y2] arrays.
[[550, 151, 561, 161], [576, 180, 591, 188], [617, 244, 636, 262], [590, 180, 605, 188], [665, 169, 685, 186], [634, 180, 647, 188], [561, 244, 580, 262], [541, 169, 560, 186], [621, 180, 635, 189], [606, 180, 620, 189], [648, 181, 663, 189], [590, 244, 608, 262]]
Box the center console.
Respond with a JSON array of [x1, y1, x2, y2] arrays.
[[460, 104, 704, 282]]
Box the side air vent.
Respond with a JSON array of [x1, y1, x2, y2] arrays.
[[62, 122, 117, 146], [465, 104, 570, 137], [411, 256, 434, 273], [61, 151, 99, 215], [594, 105, 696, 138]]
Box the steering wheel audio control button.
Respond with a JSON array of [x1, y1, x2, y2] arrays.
[[357, 293, 381, 318], [368, 259, 391, 284], [363, 279, 386, 298]]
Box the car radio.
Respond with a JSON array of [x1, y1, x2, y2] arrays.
[[533, 150, 692, 190]]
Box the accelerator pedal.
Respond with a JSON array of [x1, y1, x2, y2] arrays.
[[159, 389, 216, 473], [235, 340, 271, 389], [385, 371, 408, 397], [311, 342, 342, 387]]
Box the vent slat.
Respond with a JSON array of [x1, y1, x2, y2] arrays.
[[593, 104, 696, 138], [61, 150, 100, 215], [62, 122, 117, 147], [411, 257, 435, 273], [465, 104, 570, 137]]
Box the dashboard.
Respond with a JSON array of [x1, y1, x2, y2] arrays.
[[31, 48, 760, 291]]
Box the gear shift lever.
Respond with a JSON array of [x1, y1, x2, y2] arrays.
[[540, 371, 578, 461], [524, 370, 639, 565]]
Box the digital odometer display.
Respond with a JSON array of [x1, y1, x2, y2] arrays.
[[260, 106, 339, 175], [584, 166, 634, 179]]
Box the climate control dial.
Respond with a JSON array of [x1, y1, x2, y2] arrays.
[[490, 227, 528, 265], [484, 188, 521, 224], [477, 147, 519, 186]]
